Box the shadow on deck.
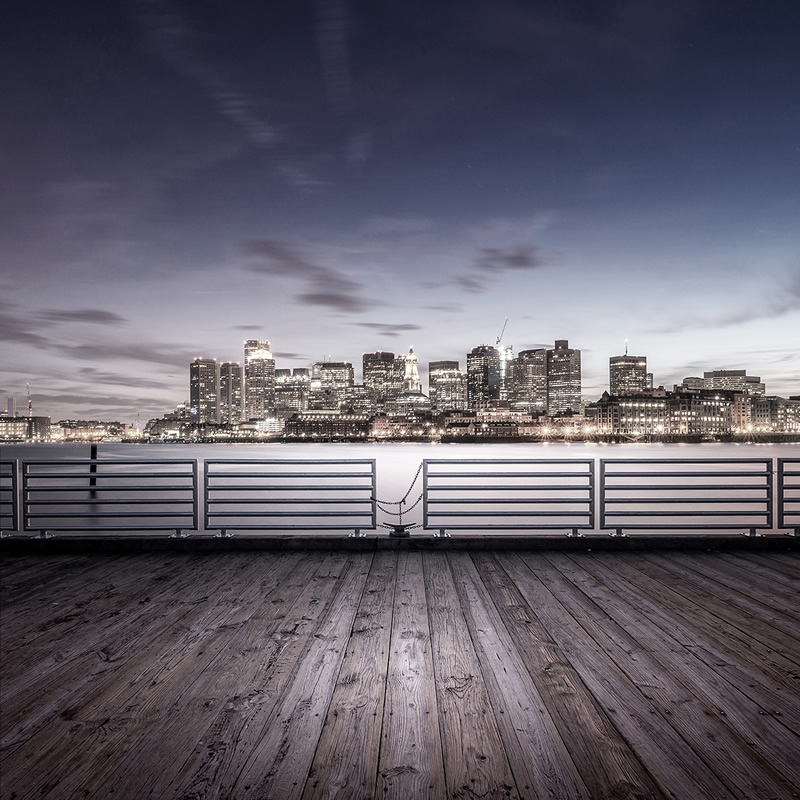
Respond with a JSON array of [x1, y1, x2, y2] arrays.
[[1, 545, 798, 799]]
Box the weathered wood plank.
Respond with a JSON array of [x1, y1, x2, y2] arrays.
[[660, 551, 800, 635], [1, 553, 302, 798], [600, 552, 800, 736], [302, 549, 398, 800], [377, 549, 446, 799], [157, 551, 360, 800], [231, 552, 372, 800], [0, 553, 252, 756], [510, 552, 737, 799], [546, 551, 798, 799], [448, 552, 591, 800], [471, 552, 664, 800], [423, 552, 518, 799], [637, 552, 800, 671], [580, 552, 800, 785]]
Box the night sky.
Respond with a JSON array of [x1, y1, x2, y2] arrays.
[[2, 0, 798, 424]]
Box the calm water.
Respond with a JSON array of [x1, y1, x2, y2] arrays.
[[4, 441, 797, 534]]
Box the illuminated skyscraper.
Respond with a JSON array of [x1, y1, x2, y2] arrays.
[[466, 345, 501, 407], [244, 339, 275, 419], [189, 358, 219, 424], [509, 349, 548, 413], [363, 351, 396, 412], [309, 361, 354, 410], [275, 368, 310, 416], [219, 362, 243, 424], [610, 354, 648, 396], [401, 347, 421, 392], [428, 361, 468, 413], [547, 340, 581, 414]]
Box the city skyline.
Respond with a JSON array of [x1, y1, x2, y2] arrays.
[[2, 0, 798, 424]]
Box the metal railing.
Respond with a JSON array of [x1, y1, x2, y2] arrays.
[[422, 459, 594, 535], [0, 460, 18, 532], [600, 458, 773, 535], [204, 459, 377, 536], [22, 459, 198, 536], [778, 458, 800, 535], [2, 455, 798, 539]]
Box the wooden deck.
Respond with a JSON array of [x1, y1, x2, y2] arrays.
[[1, 547, 798, 799]]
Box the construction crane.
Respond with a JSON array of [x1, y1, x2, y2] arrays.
[[496, 318, 508, 347]]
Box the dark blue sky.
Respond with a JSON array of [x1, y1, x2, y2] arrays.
[[2, 0, 798, 422]]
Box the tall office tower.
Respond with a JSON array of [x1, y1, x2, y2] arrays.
[[363, 351, 396, 412], [219, 362, 243, 425], [546, 340, 581, 414], [610, 354, 648, 396], [310, 361, 355, 410], [189, 358, 220, 424], [703, 370, 765, 395], [509, 349, 548, 413], [497, 344, 514, 401], [466, 345, 501, 408], [244, 339, 275, 419], [428, 361, 468, 413]]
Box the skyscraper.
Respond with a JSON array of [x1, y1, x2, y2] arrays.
[[509, 349, 548, 413], [609, 354, 648, 396], [189, 358, 220, 424], [428, 361, 468, 413], [547, 340, 581, 414], [363, 351, 396, 412], [244, 339, 275, 419], [219, 362, 243, 424], [400, 347, 421, 393], [466, 345, 501, 408], [309, 361, 354, 410]]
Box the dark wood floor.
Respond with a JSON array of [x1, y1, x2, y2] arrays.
[[1, 548, 798, 799]]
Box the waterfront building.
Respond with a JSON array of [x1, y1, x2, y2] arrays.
[[428, 361, 468, 413], [219, 362, 244, 425], [594, 392, 668, 437], [509, 349, 548, 414], [284, 411, 371, 439], [610, 354, 649, 395], [0, 416, 51, 441], [244, 339, 275, 419], [750, 396, 800, 432], [547, 340, 582, 414], [189, 358, 219, 424], [466, 345, 501, 407]]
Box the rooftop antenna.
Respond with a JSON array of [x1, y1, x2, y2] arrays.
[[624, 338, 629, 356], [26, 383, 32, 418]]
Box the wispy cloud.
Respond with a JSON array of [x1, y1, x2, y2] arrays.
[[137, 0, 278, 149], [78, 368, 173, 390], [476, 245, 548, 273], [648, 267, 800, 334], [351, 322, 422, 338], [38, 309, 128, 326], [242, 238, 383, 313]]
